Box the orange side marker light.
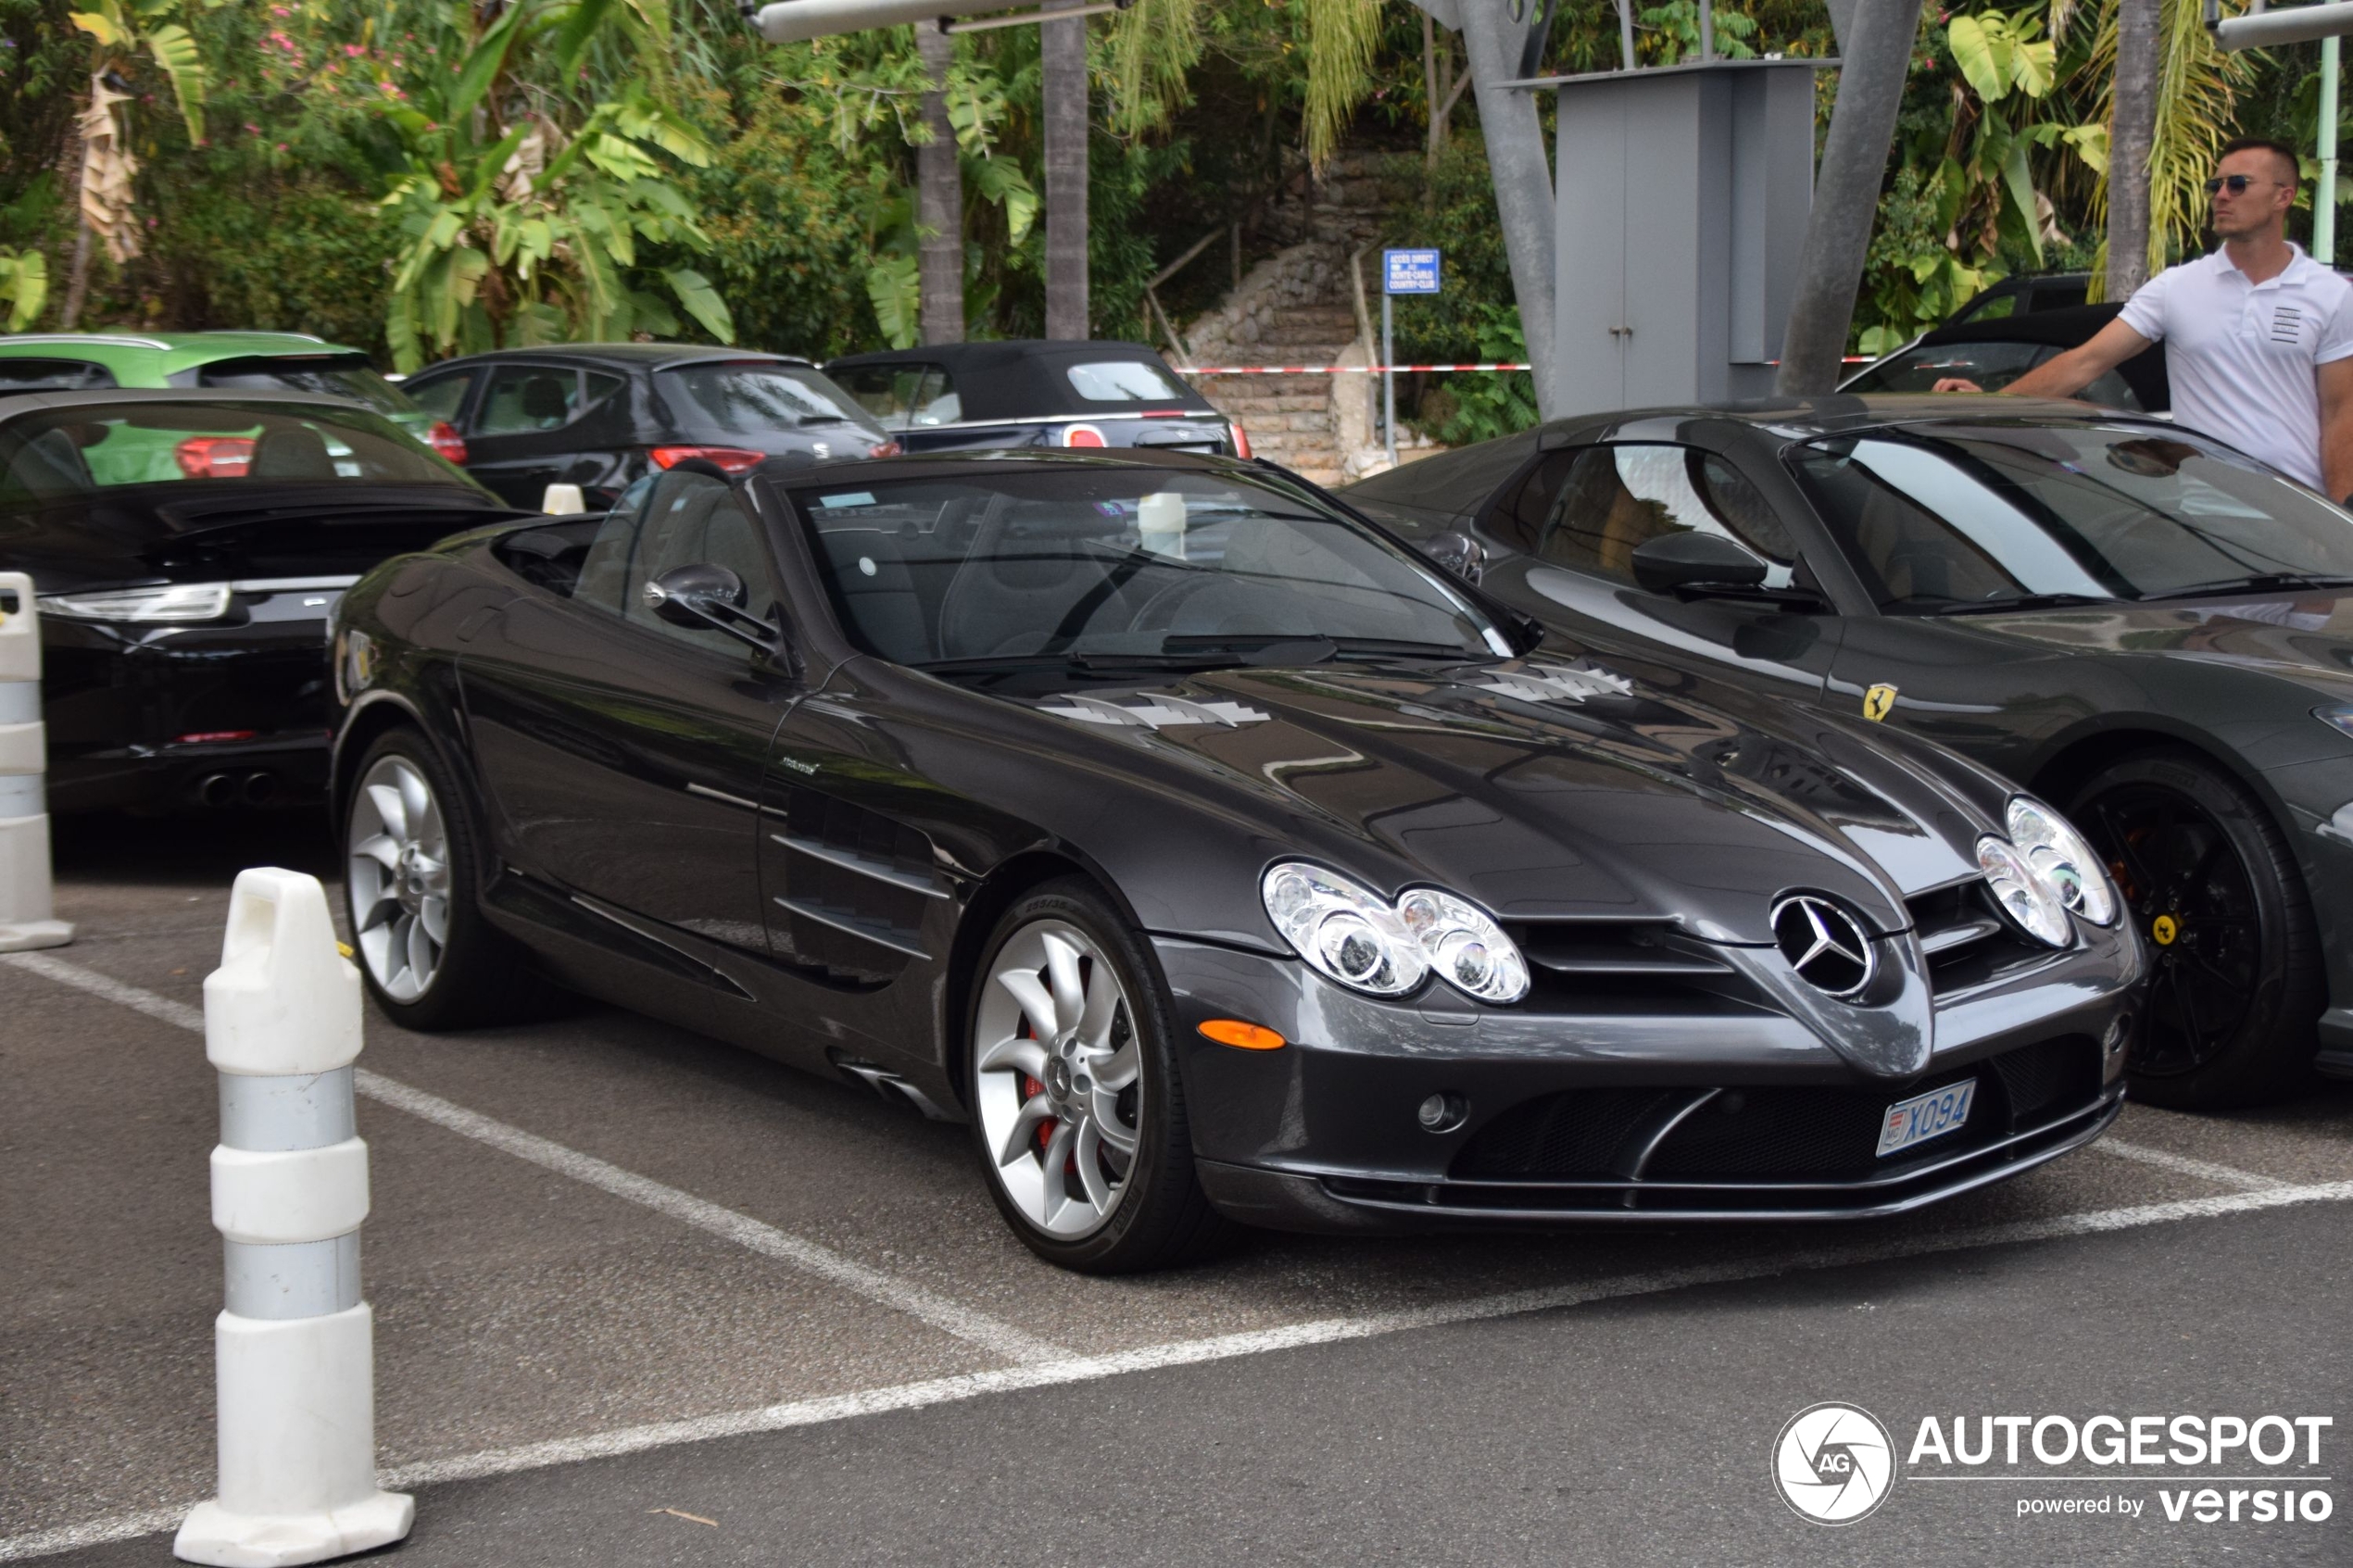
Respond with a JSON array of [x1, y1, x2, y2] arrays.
[[1199, 1019, 1286, 1051]]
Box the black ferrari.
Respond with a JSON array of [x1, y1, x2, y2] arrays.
[[330, 448, 2142, 1271], [0, 389, 512, 812], [1343, 394, 2353, 1109]]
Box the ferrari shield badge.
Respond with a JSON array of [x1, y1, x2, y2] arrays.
[[1861, 684, 1899, 722]]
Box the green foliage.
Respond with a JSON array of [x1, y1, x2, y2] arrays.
[[0, 247, 45, 330], [1414, 304, 1537, 446]]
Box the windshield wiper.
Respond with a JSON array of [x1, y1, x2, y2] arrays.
[[2140, 573, 2353, 601], [1928, 591, 2118, 616], [1157, 634, 1479, 663]]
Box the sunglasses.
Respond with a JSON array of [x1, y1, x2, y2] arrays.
[[2204, 173, 2283, 194]]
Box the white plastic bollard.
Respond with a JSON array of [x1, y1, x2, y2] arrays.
[[175, 868, 412, 1568], [0, 571, 72, 953]]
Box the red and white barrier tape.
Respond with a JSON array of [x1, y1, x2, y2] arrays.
[[1178, 362, 1532, 375]]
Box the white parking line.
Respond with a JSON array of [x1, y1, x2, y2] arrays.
[[7, 1173, 2351, 1563], [0, 951, 1063, 1366], [2092, 1136, 2284, 1191]]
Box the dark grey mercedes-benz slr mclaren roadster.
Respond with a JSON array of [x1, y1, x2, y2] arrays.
[[329, 449, 2145, 1272]]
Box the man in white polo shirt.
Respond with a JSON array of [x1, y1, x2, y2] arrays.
[[1934, 137, 2353, 500]]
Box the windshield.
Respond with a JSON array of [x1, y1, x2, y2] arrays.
[[791, 467, 1509, 674], [660, 363, 879, 434], [0, 400, 479, 505], [196, 358, 418, 419], [1788, 421, 2353, 610]]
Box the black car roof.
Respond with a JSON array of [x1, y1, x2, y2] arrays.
[[0, 386, 409, 420], [1540, 392, 2169, 447], [824, 339, 1215, 421], [410, 344, 815, 374], [1917, 301, 2126, 348]]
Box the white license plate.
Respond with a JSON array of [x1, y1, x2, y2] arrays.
[[1876, 1080, 1977, 1158]]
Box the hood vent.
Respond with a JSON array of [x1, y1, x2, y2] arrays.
[[1037, 693, 1270, 729], [1466, 662, 1633, 707]]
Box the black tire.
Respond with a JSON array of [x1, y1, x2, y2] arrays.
[[964, 878, 1235, 1273], [2067, 748, 2322, 1109], [341, 727, 551, 1030]]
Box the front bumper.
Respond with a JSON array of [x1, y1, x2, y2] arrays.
[[1155, 920, 2141, 1234]]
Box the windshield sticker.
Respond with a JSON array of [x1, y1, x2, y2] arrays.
[[817, 492, 875, 508]]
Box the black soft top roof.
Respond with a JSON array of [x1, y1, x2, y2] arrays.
[[1918, 301, 2125, 349], [824, 340, 1216, 421]]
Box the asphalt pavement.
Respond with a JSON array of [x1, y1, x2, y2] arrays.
[[5, 814, 2350, 1565]]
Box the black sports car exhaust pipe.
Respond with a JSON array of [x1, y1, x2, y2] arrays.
[[241, 771, 278, 808], [196, 772, 238, 809]]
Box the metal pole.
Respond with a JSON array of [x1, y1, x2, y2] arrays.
[[1698, 0, 1715, 61], [2323, 34, 2342, 265], [1382, 293, 1397, 469]]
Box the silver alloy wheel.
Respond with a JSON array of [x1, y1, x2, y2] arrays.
[[973, 919, 1142, 1239], [346, 754, 450, 1003]]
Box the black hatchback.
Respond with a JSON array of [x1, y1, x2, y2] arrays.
[[401, 345, 893, 510]]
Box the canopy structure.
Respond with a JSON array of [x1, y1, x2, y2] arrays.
[[2209, 0, 2353, 49]]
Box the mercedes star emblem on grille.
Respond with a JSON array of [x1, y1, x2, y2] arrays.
[[1770, 895, 1876, 998]]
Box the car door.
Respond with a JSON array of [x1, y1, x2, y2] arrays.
[[1473, 437, 1847, 707], [1784, 433, 2098, 776], [458, 467, 798, 954], [401, 367, 479, 429], [461, 364, 623, 507]]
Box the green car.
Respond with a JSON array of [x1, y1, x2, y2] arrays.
[[0, 331, 468, 463]]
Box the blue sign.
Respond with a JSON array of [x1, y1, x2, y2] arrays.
[[1383, 248, 1441, 295]]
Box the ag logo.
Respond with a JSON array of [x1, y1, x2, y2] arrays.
[[1861, 684, 1899, 722], [1773, 1402, 1895, 1524]]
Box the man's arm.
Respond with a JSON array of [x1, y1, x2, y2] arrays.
[[1931, 318, 2153, 396], [2318, 357, 2353, 503]]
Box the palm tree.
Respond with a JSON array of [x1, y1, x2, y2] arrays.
[[915, 24, 964, 344], [2106, 0, 2161, 297], [58, 0, 208, 328], [2086, 0, 2253, 290], [1042, 0, 1089, 338]]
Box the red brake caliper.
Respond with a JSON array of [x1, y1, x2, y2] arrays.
[[1023, 1074, 1055, 1151]]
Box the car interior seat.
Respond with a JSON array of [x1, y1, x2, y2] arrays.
[[250, 426, 339, 481], [936, 499, 1127, 658], [815, 527, 933, 664]]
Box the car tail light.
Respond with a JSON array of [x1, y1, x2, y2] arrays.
[[175, 436, 255, 479], [651, 445, 767, 474], [426, 420, 467, 465], [1062, 425, 1108, 448], [868, 439, 902, 458], [1229, 422, 1252, 459]]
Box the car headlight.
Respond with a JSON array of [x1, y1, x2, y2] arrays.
[[1397, 886, 1529, 1003], [38, 582, 233, 623], [1976, 835, 2071, 947], [1261, 862, 1428, 997], [2004, 796, 2117, 926]]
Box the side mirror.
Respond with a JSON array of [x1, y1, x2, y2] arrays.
[[1424, 529, 1487, 584], [1631, 532, 1769, 596], [643, 564, 780, 652]]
